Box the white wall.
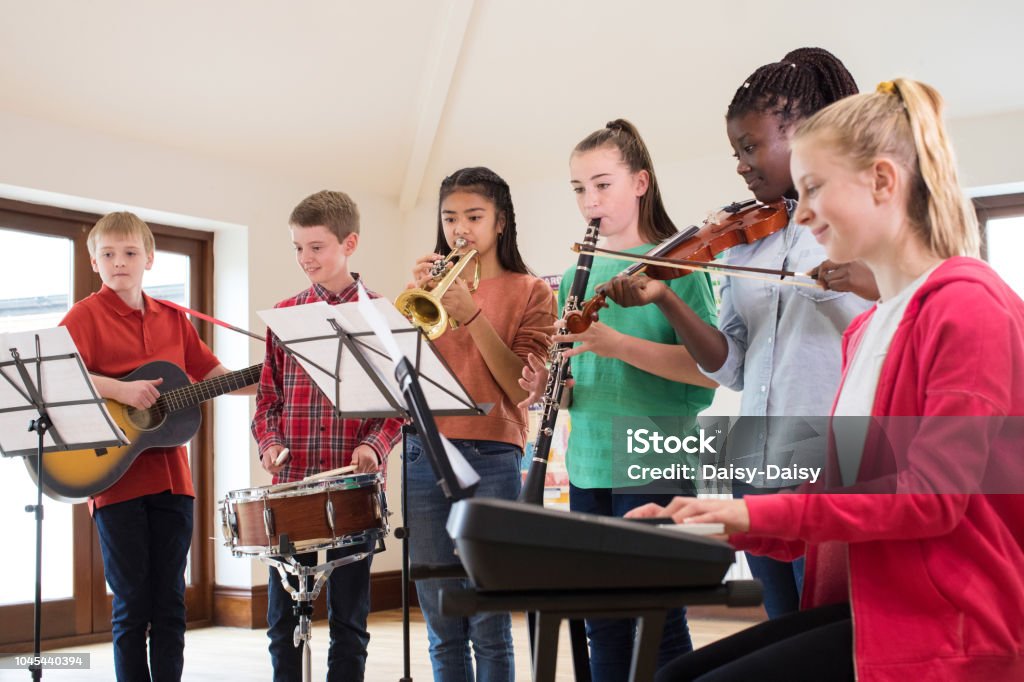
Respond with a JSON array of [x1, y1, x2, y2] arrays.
[[950, 110, 1024, 195]]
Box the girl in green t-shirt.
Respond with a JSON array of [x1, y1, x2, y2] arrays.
[[523, 118, 718, 681]]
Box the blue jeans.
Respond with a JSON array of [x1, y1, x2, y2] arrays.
[[406, 437, 522, 682], [94, 491, 194, 682], [569, 483, 693, 682], [732, 484, 805, 619], [267, 541, 373, 682]]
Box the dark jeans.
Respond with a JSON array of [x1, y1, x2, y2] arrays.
[[732, 483, 804, 619], [569, 483, 694, 682], [94, 491, 194, 682], [267, 541, 373, 682], [654, 602, 853, 681]]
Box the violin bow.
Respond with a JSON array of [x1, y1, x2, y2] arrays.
[[572, 243, 821, 289]]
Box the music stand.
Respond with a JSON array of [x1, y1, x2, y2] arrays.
[[0, 327, 125, 681], [257, 290, 483, 682]]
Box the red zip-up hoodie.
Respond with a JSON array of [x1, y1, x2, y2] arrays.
[[732, 257, 1024, 680]]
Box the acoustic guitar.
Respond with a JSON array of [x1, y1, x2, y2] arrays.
[[25, 360, 262, 503]]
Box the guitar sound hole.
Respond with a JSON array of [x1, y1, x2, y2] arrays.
[[125, 406, 164, 431]]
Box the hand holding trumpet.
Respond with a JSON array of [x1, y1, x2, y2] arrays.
[[398, 238, 481, 339]]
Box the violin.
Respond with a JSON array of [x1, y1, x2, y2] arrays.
[[564, 199, 789, 333]]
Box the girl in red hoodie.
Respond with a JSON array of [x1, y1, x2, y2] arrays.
[[631, 79, 1024, 681]]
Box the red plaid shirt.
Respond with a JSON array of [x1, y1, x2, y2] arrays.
[[251, 277, 404, 484]]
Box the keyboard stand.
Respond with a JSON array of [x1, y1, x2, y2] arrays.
[[440, 580, 762, 682]]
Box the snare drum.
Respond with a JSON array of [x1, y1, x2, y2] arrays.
[[220, 472, 387, 557]]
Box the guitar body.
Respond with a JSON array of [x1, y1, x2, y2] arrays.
[[27, 361, 203, 503]]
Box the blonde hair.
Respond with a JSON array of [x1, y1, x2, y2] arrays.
[[87, 211, 156, 258], [793, 78, 979, 258], [289, 190, 360, 242]]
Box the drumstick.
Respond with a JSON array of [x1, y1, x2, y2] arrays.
[[273, 448, 290, 466], [303, 464, 357, 481]]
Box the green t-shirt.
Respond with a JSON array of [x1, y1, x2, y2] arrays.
[[559, 243, 718, 488]]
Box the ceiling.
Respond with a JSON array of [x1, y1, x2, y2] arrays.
[[2, 0, 1022, 208]]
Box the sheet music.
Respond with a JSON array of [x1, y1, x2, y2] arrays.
[[258, 298, 479, 415], [0, 327, 123, 455]]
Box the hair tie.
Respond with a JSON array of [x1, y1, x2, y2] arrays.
[[463, 309, 482, 327], [876, 81, 898, 96]]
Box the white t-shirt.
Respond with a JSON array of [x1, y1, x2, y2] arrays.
[[832, 265, 938, 483]]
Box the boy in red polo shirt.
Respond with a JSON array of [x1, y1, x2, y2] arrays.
[[61, 211, 252, 682], [252, 190, 403, 682]]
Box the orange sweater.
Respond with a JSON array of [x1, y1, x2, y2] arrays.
[[432, 272, 555, 448]]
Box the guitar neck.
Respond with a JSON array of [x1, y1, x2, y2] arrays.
[[157, 364, 262, 412]]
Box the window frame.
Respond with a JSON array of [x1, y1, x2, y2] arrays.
[[0, 197, 216, 649]]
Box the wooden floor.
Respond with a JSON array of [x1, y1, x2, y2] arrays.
[[4, 608, 758, 681]]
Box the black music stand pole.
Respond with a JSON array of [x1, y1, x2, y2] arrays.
[[392, 357, 480, 682], [25, 410, 49, 682], [396, 423, 415, 682]]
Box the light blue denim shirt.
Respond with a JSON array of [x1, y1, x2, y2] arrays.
[[701, 206, 874, 481]]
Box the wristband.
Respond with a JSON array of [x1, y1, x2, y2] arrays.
[[463, 309, 482, 326]]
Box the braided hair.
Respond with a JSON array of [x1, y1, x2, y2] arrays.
[[573, 119, 677, 243], [727, 47, 859, 123], [434, 166, 531, 274]]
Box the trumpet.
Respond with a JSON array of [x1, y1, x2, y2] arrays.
[[395, 238, 480, 340]]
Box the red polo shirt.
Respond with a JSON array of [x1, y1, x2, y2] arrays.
[[60, 285, 220, 512]]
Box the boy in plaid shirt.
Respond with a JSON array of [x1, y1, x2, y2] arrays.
[[252, 190, 403, 682]]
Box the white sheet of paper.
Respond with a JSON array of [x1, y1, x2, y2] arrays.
[[259, 290, 481, 489], [355, 281, 404, 368], [0, 327, 123, 455], [440, 431, 482, 490], [257, 298, 477, 415]]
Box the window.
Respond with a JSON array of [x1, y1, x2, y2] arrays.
[[0, 229, 76, 607], [976, 192, 1024, 298]]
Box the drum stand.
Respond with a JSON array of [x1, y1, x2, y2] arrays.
[[263, 534, 382, 682]]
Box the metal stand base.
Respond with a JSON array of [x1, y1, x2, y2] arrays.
[[263, 535, 381, 682]]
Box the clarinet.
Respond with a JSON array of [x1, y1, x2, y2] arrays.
[[519, 218, 601, 505]]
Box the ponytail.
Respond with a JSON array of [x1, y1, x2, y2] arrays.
[[794, 78, 979, 258], [893, 79, 980, 258], [572, 119, 677, 242]]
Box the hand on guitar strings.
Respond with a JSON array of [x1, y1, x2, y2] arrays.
[[116, 377, 163, 410]]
